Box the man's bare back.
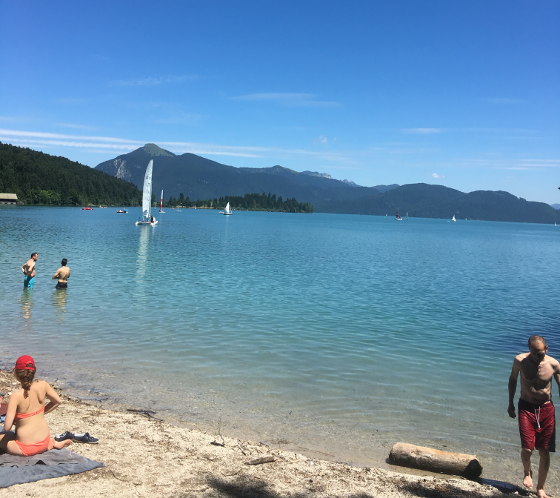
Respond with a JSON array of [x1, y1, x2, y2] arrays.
[[53, 266, 70, 284], [52, 258, 70, 288]]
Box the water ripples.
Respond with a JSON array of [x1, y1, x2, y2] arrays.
[[1, 208, 559, 489]]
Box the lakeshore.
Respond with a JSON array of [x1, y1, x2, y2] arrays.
[[0, 370, 525, 497], [2, 208, 559, 495]]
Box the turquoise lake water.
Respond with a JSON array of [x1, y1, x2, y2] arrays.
[[1, 206, 559, 490]]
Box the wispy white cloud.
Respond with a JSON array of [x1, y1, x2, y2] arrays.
[[0, 137, 137, 153], [462, 127, 538, 134], [0, 115, 37, 124], [0, 129, 138, 144], [232, 93, 340, 108], [454, 157, 560, 170], [110, 74, 198, 87], [432, 172, 445, 179], [460, 127, 543, 141], [56, 122, 97, 131], [0, 128, 347, 162], [403, 128, 443, 135], [503, 158, 560, 170]]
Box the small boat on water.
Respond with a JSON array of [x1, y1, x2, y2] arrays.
[[395, 210, 402, 221], [81, 207, 93, 211], [451, 215, 456, 222], [135, 160, 158, 226], [159, 189, 165, 214], [116, 209, 128, 214], [220, 201, 233, 216]]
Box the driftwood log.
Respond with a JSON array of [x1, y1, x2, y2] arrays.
[[245, 456, 276, 465], [389, 442, 482, 478]]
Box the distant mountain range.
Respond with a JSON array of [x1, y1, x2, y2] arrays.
[[95, 144, 559, 224]]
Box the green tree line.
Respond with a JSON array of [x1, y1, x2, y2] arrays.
[[0, 143, 141, 206], [166, 192, 313, 213]]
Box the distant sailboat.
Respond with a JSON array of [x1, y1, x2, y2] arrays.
[[135, 160, 158, 226], [395, 210, 402, 221], [221, 201, 232, 216], [159, 189, 165, 213], [451, 215, 456, 222]]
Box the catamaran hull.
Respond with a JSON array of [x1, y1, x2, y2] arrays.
[[135, 220, 158, 226]]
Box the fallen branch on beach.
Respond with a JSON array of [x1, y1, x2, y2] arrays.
[[126, 408, 163, 421], [245, 456, 276, 465]]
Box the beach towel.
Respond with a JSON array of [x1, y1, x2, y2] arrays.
[[0, 448, 103, 488]]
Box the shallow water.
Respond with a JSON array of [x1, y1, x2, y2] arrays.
[[1, 206, 559, 491]]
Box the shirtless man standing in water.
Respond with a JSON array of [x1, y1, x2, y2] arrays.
[[20, 252, 38, 288], [508, 335, 560, 498], [52, 258, 70, 289]]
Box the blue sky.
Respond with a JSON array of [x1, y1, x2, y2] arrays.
[[1, 1, 559, 203]]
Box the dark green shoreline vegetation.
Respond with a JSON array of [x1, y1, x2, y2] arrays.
[[3, 141, 558, 222], [166, 192, 313, 213], [0, 143, 141, 206]]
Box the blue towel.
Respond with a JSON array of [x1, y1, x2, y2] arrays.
[[0, 448, 103, 488]]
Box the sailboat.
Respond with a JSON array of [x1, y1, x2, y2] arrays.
[[135, 160, 158, 226], [395, 210, 402, 221], [221, 201, 232, 216], [159, 189, 165, 213], [451, 215, 456, 222]]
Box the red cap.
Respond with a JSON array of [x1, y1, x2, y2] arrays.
[[15, 355, 36, 370]]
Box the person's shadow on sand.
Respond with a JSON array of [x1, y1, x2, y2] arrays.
[[207, 478, 372, 498], [207, 476, 534, 498]]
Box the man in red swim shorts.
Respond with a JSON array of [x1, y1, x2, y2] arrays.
[[508, 335, 560, 498]]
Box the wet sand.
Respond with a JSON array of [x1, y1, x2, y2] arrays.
[[0, 371, 529, 497]]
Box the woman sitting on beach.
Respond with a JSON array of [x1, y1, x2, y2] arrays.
[[0, 355, 72, 456]]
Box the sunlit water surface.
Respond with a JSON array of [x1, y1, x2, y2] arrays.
[[1, 206, 559, 491]]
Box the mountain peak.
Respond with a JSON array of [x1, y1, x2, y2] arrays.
[[142, 143, 175, 157]]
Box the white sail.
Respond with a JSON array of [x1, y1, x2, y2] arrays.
[[451, 215, 456, 222], [136, 160, 157, 225], [142, 160, 153, 219], [219, 201, 232, 215], [159, 189, 165, 213]]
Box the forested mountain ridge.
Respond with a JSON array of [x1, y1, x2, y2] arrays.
[[96, 144, 560, 224], [0, 143, 141, 206], [1, 141, 557, 223], [329, 183, 560, 223], [95, 143, 389, 208]]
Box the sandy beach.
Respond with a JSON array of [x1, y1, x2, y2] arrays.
[[0, 371, 531, 498]]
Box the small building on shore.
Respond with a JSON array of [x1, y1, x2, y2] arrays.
[[0, 193, 18, 204]]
